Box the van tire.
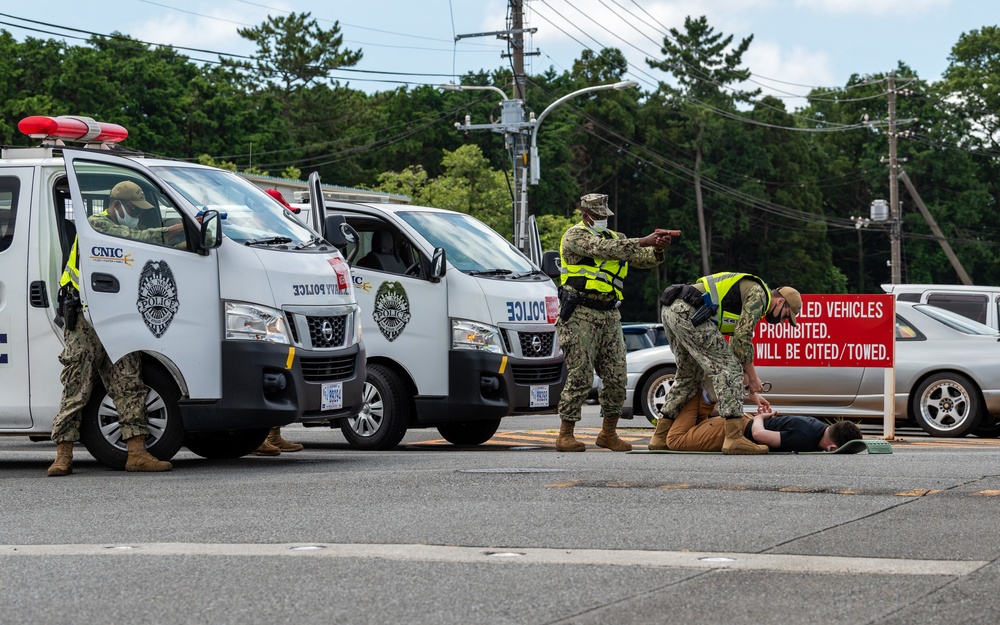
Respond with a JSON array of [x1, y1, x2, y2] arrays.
[[184, 428, 270, 459], [911, 372, 982, 438], [340, 364, 409, 450], [79, 366, 184, 470], [437, 420, 501, 446]]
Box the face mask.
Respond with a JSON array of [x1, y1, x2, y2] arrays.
[[590, 218, 608, 232], [765, 306, 783, 325], [120, 210, 140, 228]]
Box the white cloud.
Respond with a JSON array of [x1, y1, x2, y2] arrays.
[[743, 41, 834, 107], [128, 1, 284, 57], [793, 0, 953, 16]]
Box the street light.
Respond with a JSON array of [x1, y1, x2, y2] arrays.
[[437, 83, 509, 100], [529, 80, 638, 184]]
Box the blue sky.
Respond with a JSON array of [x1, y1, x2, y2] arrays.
[[4, 0, 1000, 108]]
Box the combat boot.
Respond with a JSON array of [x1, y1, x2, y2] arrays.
[[252, 438, 281, 456], [47, 441, 74, 477], [722, 418, 768, 455], [595, 416, 632, 452], [648, 417, 674, 451], [125, 436, 173, 472], [266, 427, 303, 452], [555, 420, 586, 452]]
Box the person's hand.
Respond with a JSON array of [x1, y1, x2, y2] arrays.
[[638, 231, 671, 251], [744, 374, 764, 396], [747, 391, 771, 413], [166, 223, 185, 237]]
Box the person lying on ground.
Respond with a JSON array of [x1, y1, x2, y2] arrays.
[[661, 389, 862, 453]]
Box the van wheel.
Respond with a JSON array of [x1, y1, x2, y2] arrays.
[[437, 420, 501, 446], [340, 364, 409, 450], [184, 428, 270, 459], [79, 366, 184, 470], [639, 366, 676, 425], [911, 372, 982, 437]]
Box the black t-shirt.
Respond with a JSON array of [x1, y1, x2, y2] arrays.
[[744, 416, 827, 452]]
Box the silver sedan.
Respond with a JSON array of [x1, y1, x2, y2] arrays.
[[621, 301, 1000, 438]]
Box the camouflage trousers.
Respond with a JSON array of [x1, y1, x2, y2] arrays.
[[556, 305, 626, 422], [50, 314, 149, 443], [659, 299, 744, 420]]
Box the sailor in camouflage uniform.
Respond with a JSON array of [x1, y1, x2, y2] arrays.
[[47, 181, 176, 476], [554, 193, 673, 452], [652, 272, 802, 454]]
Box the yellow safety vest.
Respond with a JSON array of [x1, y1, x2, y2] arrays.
[[60, 237, 81, 292], [697, 272, 770, 335], [559, 224, 628, 300]]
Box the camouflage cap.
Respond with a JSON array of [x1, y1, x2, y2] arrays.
[[580, 193, 613, 217], [777, 286, 802, 327], [111, 180, 154, 209]]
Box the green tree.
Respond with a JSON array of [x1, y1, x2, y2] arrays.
[[226, 12, 362, 123], [647, 15, 760, 276]]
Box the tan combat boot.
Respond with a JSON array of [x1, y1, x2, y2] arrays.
[[595, 416, 632, 452], [125, 436, 173, 472], [721, 419, 768, 455], [251, 437, 281, 456], [555, 420, 586, 452], [648, 417, 674, 451], [266, 427, 303, 452], [47, 441, 74, 477]]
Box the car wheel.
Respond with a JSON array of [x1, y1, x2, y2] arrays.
[[79, 366, 184, 469], [185, 428, 270, 459], [340, 364, 410, 450], [437, 420, 501, 446], [911, 372, 983, 438], [638, 366, 676, 425]]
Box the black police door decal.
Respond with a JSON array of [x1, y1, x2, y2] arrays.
[[136, 260, 180, 338], [372, 281, 411, 342]]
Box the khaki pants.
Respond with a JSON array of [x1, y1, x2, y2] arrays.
[[665, 396, 752, 451]]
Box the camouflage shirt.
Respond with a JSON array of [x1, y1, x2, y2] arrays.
[[560, 223, 664, 300], [89, 212, 176, 246], [726, 280, 768, 365]]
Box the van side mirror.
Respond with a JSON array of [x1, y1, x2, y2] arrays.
[[323, 215, 360, 263], [198, 210, 222, 255], [541, 251, 561, 281], [430, 247, 446, 283]]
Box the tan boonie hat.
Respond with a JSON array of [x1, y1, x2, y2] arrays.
[[580, 193, 613, 217], [111, 180, 154, 209], [777, 286, 802, 327]]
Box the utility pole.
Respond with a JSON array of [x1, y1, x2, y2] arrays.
[[885, 70, 903, 285], [452, 0, 537, 254]]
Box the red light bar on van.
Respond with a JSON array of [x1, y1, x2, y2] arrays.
[[18, 116, 128, 143]]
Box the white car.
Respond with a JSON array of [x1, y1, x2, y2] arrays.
[[620, 301, 1000, 438]]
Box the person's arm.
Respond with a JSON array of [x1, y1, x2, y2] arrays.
[[730, 283, 768, 392], [562, 227, 666, 267], [750, 414, 782, 448]]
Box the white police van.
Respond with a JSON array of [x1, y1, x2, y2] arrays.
[[0, 116, 365, 467], [291, 195, 566, 449]]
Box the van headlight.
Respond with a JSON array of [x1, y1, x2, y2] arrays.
[[451, 319, 503, 354], [225, 302, 289, 343]]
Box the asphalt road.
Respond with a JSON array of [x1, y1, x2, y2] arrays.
[[2, 405, 999, 625]]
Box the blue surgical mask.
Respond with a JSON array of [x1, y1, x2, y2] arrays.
[[591, 218, 608, 232]]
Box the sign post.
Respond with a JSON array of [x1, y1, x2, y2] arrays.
[[753, 294, 897, 440]]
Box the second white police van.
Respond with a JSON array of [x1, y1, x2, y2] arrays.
[[293, 194, 566, 449]]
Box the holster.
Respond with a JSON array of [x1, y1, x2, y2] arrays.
[[558, 288, 578, 322], [57, 285, 81, 331]]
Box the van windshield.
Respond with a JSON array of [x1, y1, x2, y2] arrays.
[[152, 165, 316, 245], [397, 210, 535, 274]]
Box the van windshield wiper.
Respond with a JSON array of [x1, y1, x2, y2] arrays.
[[244, 236, 293, 247], [511, 269, 544, 279], [293, 236, 328, 250], [467, 268, 513, 276]]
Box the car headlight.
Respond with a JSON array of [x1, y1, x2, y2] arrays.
[[451, 319, 504, 354], [225, 301, 289, 343]]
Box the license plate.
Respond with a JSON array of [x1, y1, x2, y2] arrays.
[[530, 385, 549, 408], [321, 382, 343, 411]]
